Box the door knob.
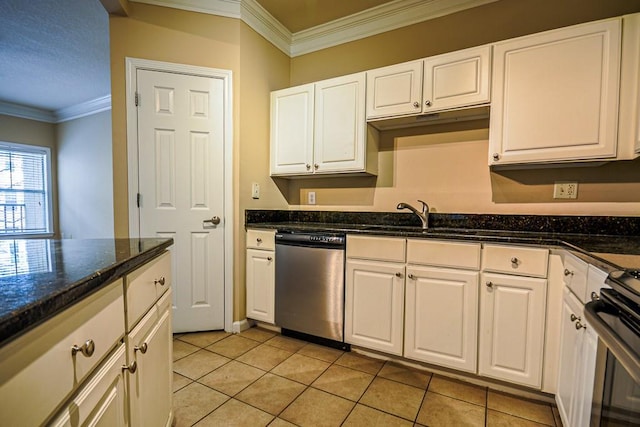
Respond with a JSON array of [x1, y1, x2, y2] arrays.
[[203, 216, 221, 225]]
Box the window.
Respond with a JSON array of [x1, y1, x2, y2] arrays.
[[0, 142, 52, 236]]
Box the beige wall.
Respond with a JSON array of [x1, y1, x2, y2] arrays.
[[0, 114, 59, 236], [57, 111, 114, 239], [286, 0, 640, 216]]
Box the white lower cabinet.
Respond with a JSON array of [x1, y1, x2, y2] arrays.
[[345, 259, 405, 355], [404, 266, 479, 372], [127, 289, 173, 427], [246, 229, 276, 324], [50, 344, 129, 427], [479, 272, 547, 388]]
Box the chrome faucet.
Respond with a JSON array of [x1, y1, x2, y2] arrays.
[[397, 200, 429, 229]]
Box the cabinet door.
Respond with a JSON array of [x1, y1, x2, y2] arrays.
[[345, 259, 405, 355], [270, 84, 314, 175], [128, 290, 173, 427], [246, 248, 275, 324], [479, 273, 547, 388], [366, 60, 423, 119], [555, 287, 584, 427], [404, 266, 479, 373], [423, 45, 491, 113], [314, 73, 367, 173], [489, 18, 621, 165], [574, 322, 597, 427], [50, 344, 128, 427]]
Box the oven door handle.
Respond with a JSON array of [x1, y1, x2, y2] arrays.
[[585, 300, 640, 384]]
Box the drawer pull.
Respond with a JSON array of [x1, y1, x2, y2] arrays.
[[134, 342, 148, 354], [591, 291, 600, 301], [71, 339, 95, 358], [122, 361, 137, 374], [511, 257, 519, 265], [154, 277, 166, 286], [257, 238, 262, 243], [575, 321, 587, 330], [267, 257, 273, 261], [486, 281, 493, 288], [564, 269, 574, 276], [570, 314, 580, 322]]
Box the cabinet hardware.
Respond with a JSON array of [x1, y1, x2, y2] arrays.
[[493, 153, 500, 161], [486, 281, 494, 288], [575, 321, 587, 330], [591, 291, 600, 301], [71, 339, 95, 357], [257, 237, 262, 243], [407, 274, 415, 279], [267, 257, 273, 261], [314, 164, 319, 170], [154, 277, 166, 286], [511, 257, 519, 265], [395, 272, 403, 278], [306, 164, 311, 170], [413, 101, 420, 108], [425, 100, 432, 107], [564, 269, 574, 276], [570, 313, 580, 322], [122, 361, 137, 374], [134, 342, 148, 354]]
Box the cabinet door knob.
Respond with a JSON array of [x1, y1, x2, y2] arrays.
[[395, 272, 402, 278], [511, 257, 519, 265], [564, 269, 574, 276], [122, 361, 137, 374], [306, 164, 311, 170], [134, 342, 148, 354], [486, 281, 493, 288], [154, 277, 166, 286], [492, 153, 500, 161], [413, 101, 420, 108], [256, 237, 262, 243], [71, 339, 95, 357], [591, 291, 600, 301], [267, 257, 273, 261], [407, 274, 415, 279], [314, 164, 319, 170], [425, 100, 432, 107], [570, 313, 579, 322], [575, 321, 586, 330]]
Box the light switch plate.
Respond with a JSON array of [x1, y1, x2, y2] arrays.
[[553, 182, 578, 199], [251, 183, 260, 199], [308, 191, 316, 205]]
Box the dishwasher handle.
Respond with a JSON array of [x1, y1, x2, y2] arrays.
[[275, 232, 345, 249]]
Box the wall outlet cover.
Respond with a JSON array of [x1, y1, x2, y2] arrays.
[[308, 191, 316, 205], [553, 182, 578, 199]]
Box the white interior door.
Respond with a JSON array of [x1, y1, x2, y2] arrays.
[[136, 69, 225, 333]]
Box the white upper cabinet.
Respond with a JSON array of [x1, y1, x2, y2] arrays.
[[423, 45, 491, 113], [619, 13, 640, 156], [366, 60, 423, 119], [366, 45, 491, 120], [271, 73, 376, 177], [489, 18, 622, 165], [270, 84, 314, 175]]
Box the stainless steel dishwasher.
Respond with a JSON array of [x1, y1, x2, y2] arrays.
[[275, 231, 348, 349]]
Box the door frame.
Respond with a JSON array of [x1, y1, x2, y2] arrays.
[[125, 57, 234, 332]]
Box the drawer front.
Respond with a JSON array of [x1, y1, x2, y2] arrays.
[[347, 235, 406, 262], [407, 239, 481, 270], [0, 280, 125, 427], [126, 251, 172, 331], [247, 229, 276, 250], [562, 252, 589, 303], [587, 265, 609, 302], [482, 244, 549, 278]]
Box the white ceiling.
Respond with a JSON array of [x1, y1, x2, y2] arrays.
[[0, 0, 110, 115]]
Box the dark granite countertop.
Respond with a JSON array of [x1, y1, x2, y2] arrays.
[[245, 210, 640, 271], [0, 238, 173, 346]]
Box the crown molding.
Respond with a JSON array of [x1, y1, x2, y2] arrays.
[[55, 95, 112, 123], [290, 0, 499, 57], [0, 96, 111, 123], [128, 0, 497, 57], [131, 0, 241, 19], [240, 0, 291, 56], [0, 101, 56, 123]]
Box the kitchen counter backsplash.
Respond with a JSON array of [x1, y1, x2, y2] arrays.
[[245, 210, 640, 236]]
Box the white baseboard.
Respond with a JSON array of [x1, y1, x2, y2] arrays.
[[231, 318, 254, 333]]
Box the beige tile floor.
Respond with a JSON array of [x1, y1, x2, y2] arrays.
[[173, 328, 563, 427]]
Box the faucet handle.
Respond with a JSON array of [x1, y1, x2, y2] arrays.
[[416, 200, 429, 213]]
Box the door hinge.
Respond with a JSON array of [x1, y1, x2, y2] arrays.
[[136, 193, 141, 208], [134, 92, 139, 107]]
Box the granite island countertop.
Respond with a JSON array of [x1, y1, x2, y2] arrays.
[[245, 210, 640, 271], [0, 238, 173, 346]]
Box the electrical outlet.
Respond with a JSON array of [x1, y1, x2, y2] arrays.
[[308, 191, 316, 205], [553, 182, 578, 199], [251, 183, 260, 199]]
